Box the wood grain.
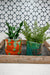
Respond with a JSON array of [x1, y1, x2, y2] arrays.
[[22, 40, 27, 45], [46, 47, 50, 51], [0, 55, 50, 64], [0, 40, 5, 49], [44, 41, 50, 47], [0, 40, 50, 64], [44, 41, 50, 51]]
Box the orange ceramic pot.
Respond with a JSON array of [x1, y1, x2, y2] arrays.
[[5, 39, 22, 55]]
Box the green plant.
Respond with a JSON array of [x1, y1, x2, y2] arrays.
[[5, 21, 23, 39], [22, 21, 50, 43]]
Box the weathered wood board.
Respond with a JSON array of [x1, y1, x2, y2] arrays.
[[44, 41, 50, 51], [0, 40, 50, 63], [0, 40, 5, 49], [0, 55, 50, 64], [44, 41, 50, 47]]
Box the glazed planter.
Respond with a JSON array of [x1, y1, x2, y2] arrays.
[[27, 41, 42, 56], [5, 39, 22, 55]]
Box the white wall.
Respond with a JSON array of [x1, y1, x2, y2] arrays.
[[0, 64, 50, 75]]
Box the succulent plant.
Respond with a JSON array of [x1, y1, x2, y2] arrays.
[[5, 21, 23, 39]]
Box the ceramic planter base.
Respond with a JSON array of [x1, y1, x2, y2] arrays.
[[27, 41, 41, 56], [5, 39, 22, 55]]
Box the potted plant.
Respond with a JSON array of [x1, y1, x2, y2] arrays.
[[5, 21, 23, 55], [22, 21, 50, 55]]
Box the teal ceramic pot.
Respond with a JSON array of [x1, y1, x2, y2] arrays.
[[27, 41, 42, 56]]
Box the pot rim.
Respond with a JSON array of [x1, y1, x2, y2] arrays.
[[27, 41, 42, 45]]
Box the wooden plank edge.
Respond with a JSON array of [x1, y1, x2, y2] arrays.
[[0, 40, 5, 49], [22, 40, 27, 45], [46, 47, 50, 51], [2, 40, 27, 45], [0, 55, 50, 64], [44, 41, 50, 47]]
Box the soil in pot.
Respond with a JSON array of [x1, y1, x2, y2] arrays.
[[5, 39, 22, 55]]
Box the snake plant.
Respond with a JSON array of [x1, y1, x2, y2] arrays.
[[5, 21, 23, 39]]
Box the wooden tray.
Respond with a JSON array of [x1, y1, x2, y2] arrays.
[[0, 40, 50, 64], [0, 55, 50, 64], [44, 41, 50, 51], [0, 40, 5, 49]]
